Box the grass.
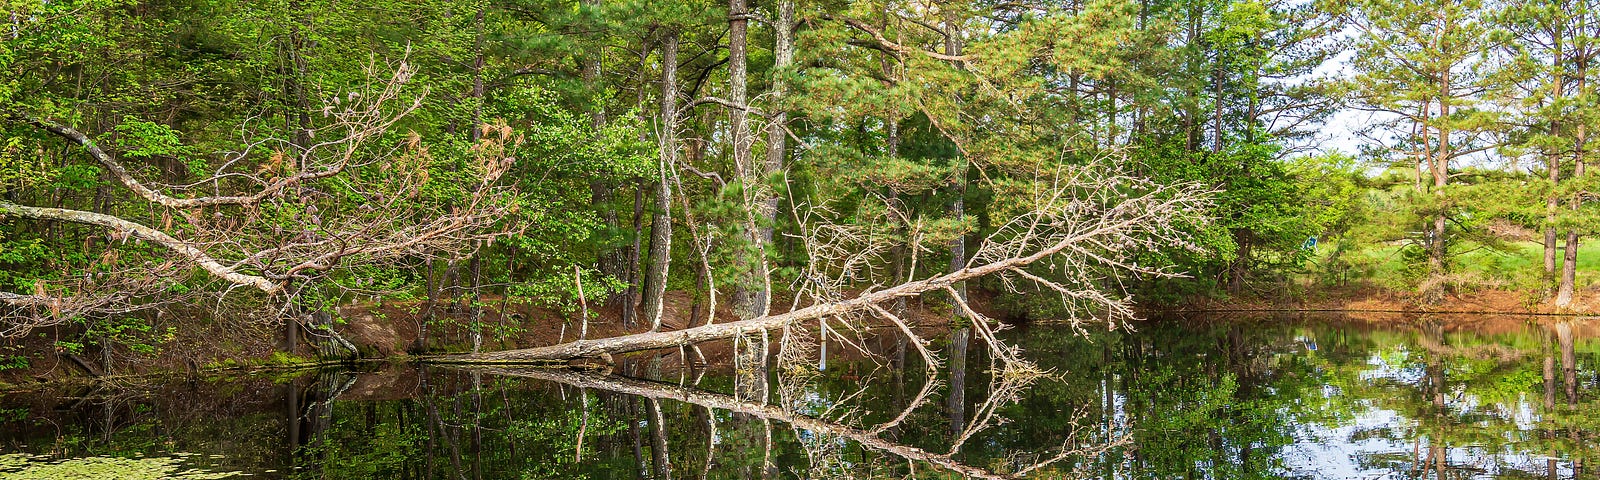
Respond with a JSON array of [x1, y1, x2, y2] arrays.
[[1337, 240, 1600, 292]]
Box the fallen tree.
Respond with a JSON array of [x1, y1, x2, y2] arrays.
[[432, 164, 1211, 363], [454, 162, 1200, 479]]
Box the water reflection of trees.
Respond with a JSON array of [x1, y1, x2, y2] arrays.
[[4, 315, 1597, 479], [275, 349, 1118, 479], [1292, 318, 1598, 478], [983, 315, 1599, 479], [196, 317, 1600, 479]]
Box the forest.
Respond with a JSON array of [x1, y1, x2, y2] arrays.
[[2, 0, 1600, 368]]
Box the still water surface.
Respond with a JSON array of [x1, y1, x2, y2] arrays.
[[1, 313, 1596, 479]]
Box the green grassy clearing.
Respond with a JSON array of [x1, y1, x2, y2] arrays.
[[1333, 240, 1600, 291]]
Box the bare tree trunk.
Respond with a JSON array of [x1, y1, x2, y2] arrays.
[[433, 163, 1206, 364], [0, 202, 284, 293], [642, 31, 680, 332], [751, 0, 795, 319], [1557, 116, 1586, 307], [1427, 89, 1450, 303], [1546, 71, 1563, 278], [728, 0, 762, 322]]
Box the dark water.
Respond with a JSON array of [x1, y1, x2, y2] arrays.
[[1, 314, 1597, 479]]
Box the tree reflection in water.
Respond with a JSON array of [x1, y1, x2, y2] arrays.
[[1, 313, 1597, 479]]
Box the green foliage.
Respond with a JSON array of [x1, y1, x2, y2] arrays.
[[0, 454, 242, 479], [1, 0, 1597, 366]]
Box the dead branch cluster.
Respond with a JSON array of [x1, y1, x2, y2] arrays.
[[0, 59, 522, 336]]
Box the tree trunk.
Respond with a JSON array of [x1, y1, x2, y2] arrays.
[[946, 328, 968, 435], [1212, 57, 1224, 153], [621, 37, 655, 330], [943, 4, 971, 388], [728, 0, 763, 322], [419, 258, 436, 351], [881, 13, 906, 316], [470, 253, 483, 352], [0, 202, 281, 293], [1183, 1, 1201, 152], [1558, 321, 1576, 404], [1557, 105, 1586, 307], [629, 397, 646, 478], [1227, 232, 1248, 295], [642, 31, 680, 331], [749, 0, 795, 319], [1427, 75, 1451, 303], [624, 183, 645, 329], [1545, 60, 1564, 278]]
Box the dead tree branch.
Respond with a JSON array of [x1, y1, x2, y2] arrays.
[[431, 164, 1210, 363]]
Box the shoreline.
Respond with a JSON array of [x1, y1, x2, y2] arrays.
[[4, 286, 1595, 391]]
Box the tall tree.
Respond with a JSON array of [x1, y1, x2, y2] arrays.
[[1340, 0, 1504, 302], [755, 0, 795, 320], [643, 29, 681, 331], [1499, 0, 1600, 306]]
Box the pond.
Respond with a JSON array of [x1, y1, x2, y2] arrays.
[[1, 313, 1596, 479]]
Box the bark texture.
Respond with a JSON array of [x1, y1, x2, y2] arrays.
[[642, 31, 680, 330]]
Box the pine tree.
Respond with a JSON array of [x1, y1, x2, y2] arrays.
[[1340, 0, 1506, 302]]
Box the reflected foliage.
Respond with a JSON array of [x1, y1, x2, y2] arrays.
[[1, 314, 1597, 479]]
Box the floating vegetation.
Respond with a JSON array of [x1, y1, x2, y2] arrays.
[[0, 454, 243, 479]]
